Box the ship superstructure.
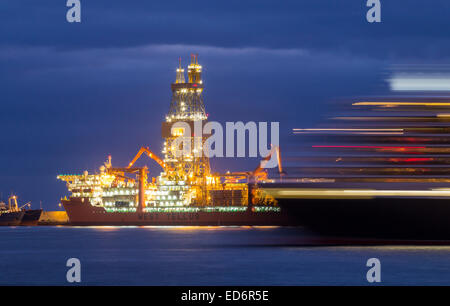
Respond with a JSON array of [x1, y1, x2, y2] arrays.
[[263, 99, 450, 239]]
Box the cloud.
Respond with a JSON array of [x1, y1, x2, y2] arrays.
[[1, 0, 450, 59]]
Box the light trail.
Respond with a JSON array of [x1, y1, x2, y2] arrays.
[[265, 188, 450, 199]]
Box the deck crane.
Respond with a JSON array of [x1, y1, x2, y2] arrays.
[[8, 195, 19, 211], [222, 146, 284, 183], [7, 195, 31, 211], [252, 145, 284, 182]]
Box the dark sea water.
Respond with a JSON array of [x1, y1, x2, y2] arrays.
[[1, 226, 450, 285]]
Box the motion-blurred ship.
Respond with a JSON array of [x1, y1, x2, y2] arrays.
[[264, 99, 450, 240]]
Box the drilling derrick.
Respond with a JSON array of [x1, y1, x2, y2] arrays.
[[161, 54, 211, 205]]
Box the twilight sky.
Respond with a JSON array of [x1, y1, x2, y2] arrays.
[[1, 0, 449, 209]]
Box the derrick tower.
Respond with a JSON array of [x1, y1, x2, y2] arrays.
[[161, 54, 211, 205]]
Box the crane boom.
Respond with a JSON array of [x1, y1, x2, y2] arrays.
[[253, 145, 283, 176], [19, 202, 31, 209], [219, 147, 283, 183], [128, 146, 165, 169]]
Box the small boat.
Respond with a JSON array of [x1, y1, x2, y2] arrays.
[[0, 196, 25, 226], [0, 195, 43, 226]]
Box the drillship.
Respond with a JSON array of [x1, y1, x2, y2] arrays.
[[263, 100, 450, 240], [59, 55, 293, 226]]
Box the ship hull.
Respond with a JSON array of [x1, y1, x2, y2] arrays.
[[62, 198, 296, 226], [277, 197, 450, 240], [21, 209, 43, 226], [0, 211, 25, 226]]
